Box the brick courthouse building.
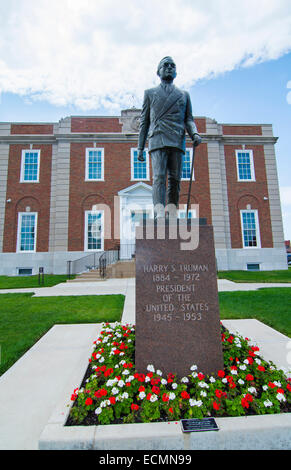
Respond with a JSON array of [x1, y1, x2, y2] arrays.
[[0, 108, 287, 275]]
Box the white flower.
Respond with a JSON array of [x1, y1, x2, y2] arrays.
[[190, 365, 198, 371], [122, 369, 129, 375], [161, 378, 167, 385], [156, 370, 163, 376], [231, 369, 238, 375], [111, 387, 119, 395], [181, 377, 189, 383], [172, 383, 178, 389], [147, 364, 155, 373], [198, 381, 209, 389], [117, 380, 125, 388], [200, 391, 207, 397], [264, 399, 273, 408], [150, 394, 158, 402], [274, 381, 282, 387], [145, 376, 151, 383], [209, 376, 216, 383], [247, 387, 257, 395], [222, 378, 227, 384], [169, 392, 176, 400], [189, 399, 203, 407], [120, 352, 125, 356], [262, 385, 268, 391], [238, 379, 245, 385], [243, 360, 249, 365], [255, 358, 261, 365], [191, 372, 198, 378], [100, 400, 108, 408], [240, 364, 247, 370], [276, 393, 286, 402], [121, 392, 129, 400], [119, 359, 126, 365], [95, 407, 102, 415], [138, 391, 146, 400]]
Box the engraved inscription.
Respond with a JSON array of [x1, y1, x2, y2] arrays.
[[143, 262, 210, 322]]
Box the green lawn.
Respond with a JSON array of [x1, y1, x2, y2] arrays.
[[217, 268, 291, 283], [0, 274, 75, 289], [0, 293, 124, 376], [219, 288, 291, 337]]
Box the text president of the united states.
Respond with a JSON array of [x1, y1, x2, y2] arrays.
[[137, 56, 201, 218]]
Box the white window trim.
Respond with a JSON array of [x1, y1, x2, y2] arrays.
[[85, 148, 104, 181], [20, 149, 40, 183], [181, 148, 194, 181], [235, 149, 255, 182], [16, 212, 38, 253], [240, 209, 261, 249], [84, 210, 104, 252], [131, 148, 150, 181]]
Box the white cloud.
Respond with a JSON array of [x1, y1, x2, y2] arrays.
[[287, 81, 291, 105], [0, 0, 291, 111]]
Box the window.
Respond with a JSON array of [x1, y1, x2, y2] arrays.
[[181, 148, 194, 180], [17, 213, 37, 252], [20, 150, 40, 182], [85, 211, 104, 251], [178, 205, 197, 219], [240, 210, 261, 248], [131, 149, 149, 180], [236, 150, 255, 181], [18, 268, 33, 276], [85, 148, 104, 181], [247, 263, 260, 271]]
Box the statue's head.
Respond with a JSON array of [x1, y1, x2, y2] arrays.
[[157, 56, 177, 82]]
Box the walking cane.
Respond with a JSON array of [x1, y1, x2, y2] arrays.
[[186, 141, 197, 219]]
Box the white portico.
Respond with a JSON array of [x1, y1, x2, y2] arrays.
[[118, 182, 153, 259]]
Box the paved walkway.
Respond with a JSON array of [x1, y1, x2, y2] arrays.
[[0, 277, 290, 450]]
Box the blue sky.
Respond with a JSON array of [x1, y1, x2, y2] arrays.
[[0, 0, 290, 239]]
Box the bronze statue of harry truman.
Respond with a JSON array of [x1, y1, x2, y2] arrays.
[[138, 56, 201, 218]]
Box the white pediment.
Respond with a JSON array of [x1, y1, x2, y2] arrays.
[[118, 182, 152, 198]]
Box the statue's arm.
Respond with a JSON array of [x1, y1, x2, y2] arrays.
[[138, 91, 150, 160], [185, 92, 202, 146]]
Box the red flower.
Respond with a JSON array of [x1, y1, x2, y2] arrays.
[[213, 401, 220, 410], [138, 386, 145, 392], [277, 388, 285, 394], [181, 391, 190, 399], [104, 368, 114, 377], [268, 382, 276, 388], [152, 386, 160, 395], [287, 384, 291, 392], [247, 357, 254, 365], [162, 393, 169, 402], [131, 403, 139, 411], [151, 377, 161, 385], [245, 374, 254, 381], [241, 397, 250, 409], [218, 370, 225, 378], [126, 382, 131, 387], [109, 396, 116, 405], [146, 393, 152, 401], [169, 407, 174, 414], [257, 365, 265, 372], [85, 397, 93, 406], [245, 394, 253, 403], [71, 393, 77, 401], [198, 373, 205, 381], [167, 373, 175, 383]]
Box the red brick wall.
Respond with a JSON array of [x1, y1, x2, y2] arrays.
[[71, 117, 122, 133], [3, 144, 52, 252], [11, 124, 54, 134], [224, 145, 273, 248], [68, 142, 212, 251], [195, 118, 206, 134], [222, 125, 262, 136]]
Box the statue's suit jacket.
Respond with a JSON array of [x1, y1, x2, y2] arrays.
[[138, 84, 198, 154]]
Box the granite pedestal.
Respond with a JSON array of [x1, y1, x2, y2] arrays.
[[135, 220, 223, 378]]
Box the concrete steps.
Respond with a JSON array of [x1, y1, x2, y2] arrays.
[[67, 260, 135, 282]]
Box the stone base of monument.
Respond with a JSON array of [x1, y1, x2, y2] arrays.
[[135, 219, 223, 379]]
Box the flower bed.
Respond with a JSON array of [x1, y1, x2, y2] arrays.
[[66, 322, 291, 426]]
